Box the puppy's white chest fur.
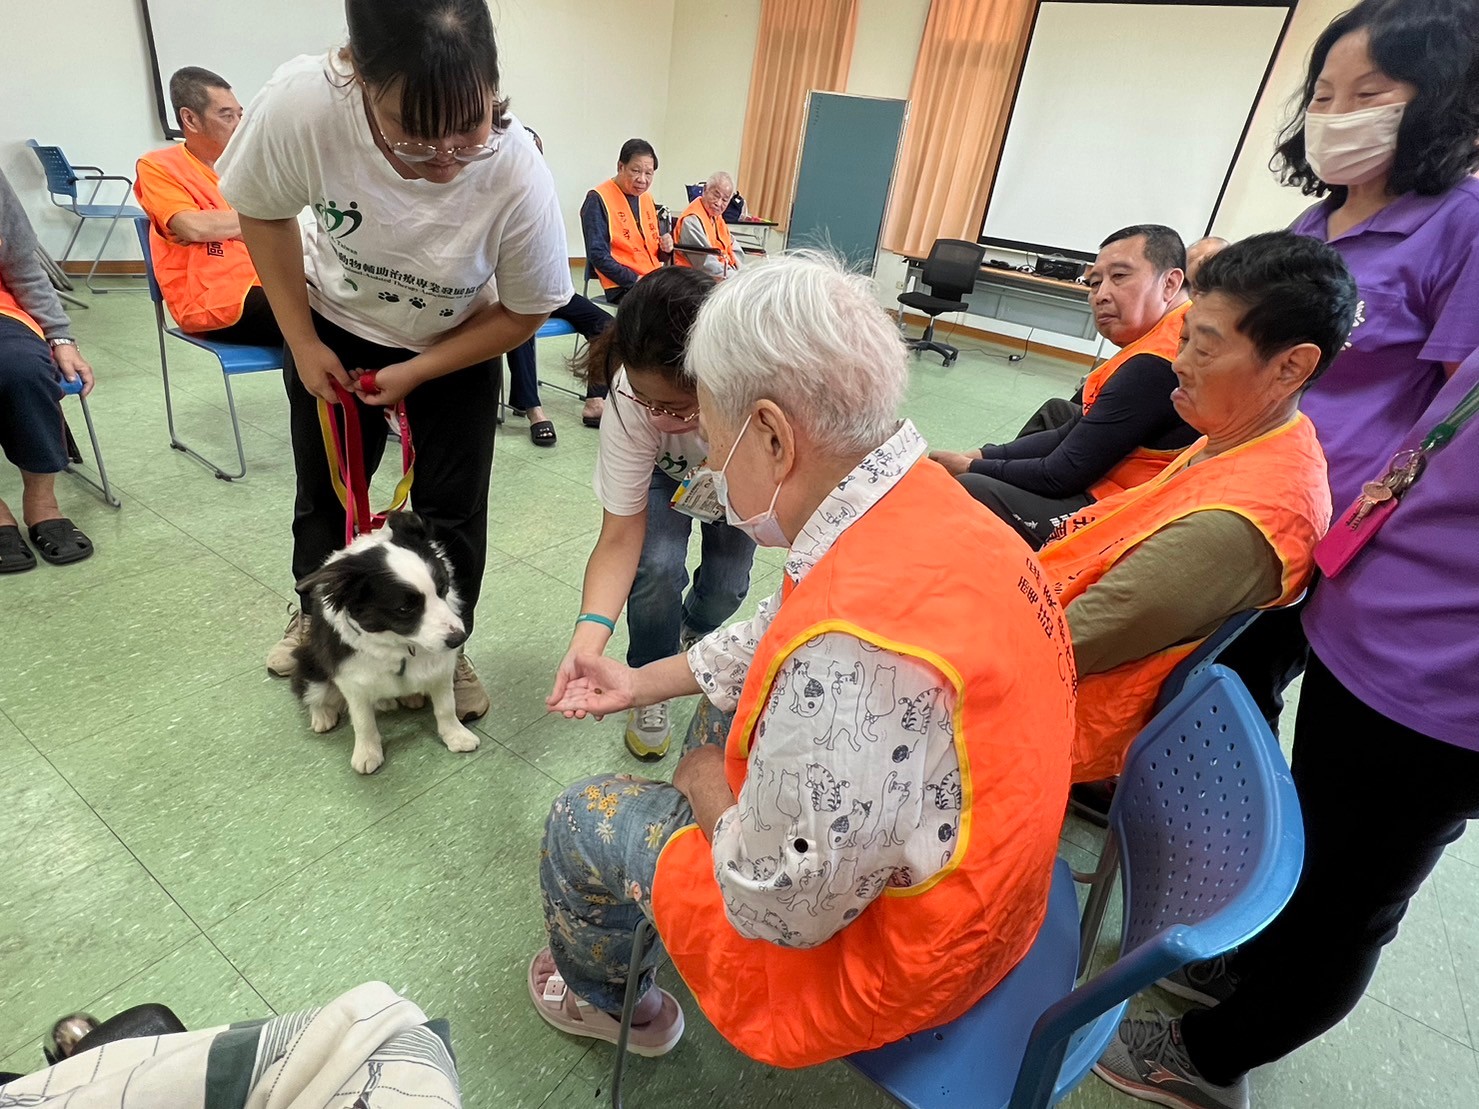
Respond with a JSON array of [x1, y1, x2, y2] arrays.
[[335, 645, 457, 699]]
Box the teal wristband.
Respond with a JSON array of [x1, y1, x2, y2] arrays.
[[576, 612, 616, 632]]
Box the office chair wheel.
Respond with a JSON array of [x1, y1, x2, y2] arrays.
[[1009, 354, 1026, 363], [943, 352, 958, 367]]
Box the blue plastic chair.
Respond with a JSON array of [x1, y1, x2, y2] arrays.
[[499, 316, 582, 424], [854, 665, 1303, 1109], [27, 141, 146, 295], [57, 377, 120, 508], [132, 218, 282, 481], [1151, 609, 1260, 715], [607, 667, 1303, 1109]]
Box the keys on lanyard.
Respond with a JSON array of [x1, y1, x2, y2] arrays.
[[1350, 448, 1426, 529]]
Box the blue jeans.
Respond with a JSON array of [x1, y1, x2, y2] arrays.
[[626, 468, 756, 669], [540, 700, 733, 1012]]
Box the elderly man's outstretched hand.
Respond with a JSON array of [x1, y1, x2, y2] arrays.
[[547, 653, 636, 720]]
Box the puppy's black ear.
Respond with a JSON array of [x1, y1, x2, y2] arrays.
[[295, 565, 339, 604], [386, 511, 430, 544]]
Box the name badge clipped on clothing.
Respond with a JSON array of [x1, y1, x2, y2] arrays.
[[671, 465, 725, 524]]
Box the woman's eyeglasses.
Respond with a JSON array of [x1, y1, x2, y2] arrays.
[[618, 387, 699, 423], [384, 138, 497, 164]]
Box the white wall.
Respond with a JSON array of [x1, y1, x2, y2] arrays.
[[1211, 0, 1351, 240], [0, 0, 676, 262]]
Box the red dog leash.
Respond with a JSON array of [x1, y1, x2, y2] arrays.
[[317, 371, 415, 546]]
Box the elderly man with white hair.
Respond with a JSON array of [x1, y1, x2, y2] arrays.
[[673, 171, 745, 278], [528, 253, 1076, 1067]]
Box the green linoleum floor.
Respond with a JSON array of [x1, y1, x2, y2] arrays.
[[2, 276, 1477, 1106]]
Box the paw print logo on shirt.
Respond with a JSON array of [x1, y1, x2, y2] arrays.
[[378, 291, 400, 303], [409, 297, 425, 309], [439, 308, 454, 317]]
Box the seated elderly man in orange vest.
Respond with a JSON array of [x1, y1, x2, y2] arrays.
[[930, 225, 1198, 548], [581, 138, 672, 306], [531, 253, 1075, 1066], [674, 172, 745, 279], [1038, 231, 1352, 785], [134, 67, 280, 346]]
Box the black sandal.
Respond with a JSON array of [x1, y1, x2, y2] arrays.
[[0, 525, 36, 574], [529, 419, 557, 448], [28, 518, 93, 566]]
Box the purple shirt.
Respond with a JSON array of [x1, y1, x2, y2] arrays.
[[1290, 177, 1479, 511], [1304, 349, 1479, 750]]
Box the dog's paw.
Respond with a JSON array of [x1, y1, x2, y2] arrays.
[[441, 724, 481, 753], [374, 697, 399, 712], [309, 706, 341, 733], [351, 745, 385, 775], [398, 692, 427, 710]]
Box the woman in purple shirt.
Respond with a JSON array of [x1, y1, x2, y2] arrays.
[[1221, 0, 1479, 726]]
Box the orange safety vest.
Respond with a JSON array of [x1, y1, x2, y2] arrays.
[[1083, 300, 1194, 500], [650, 460, 1076, 1068], [0, 278, 43, 338], [672, 196, 738, 271], [593, 178, 662, 289], [1040, 413, 1331, 783], [134, 144, 260, 333]]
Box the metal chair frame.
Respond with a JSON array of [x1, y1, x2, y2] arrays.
[[27, 141, 145, 295], [58, 378, 120, 508]]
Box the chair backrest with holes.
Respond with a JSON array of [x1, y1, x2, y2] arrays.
[[27, 140, 78, 200], [1113, 664, 1304, 958], [920, 238, 986, 302]]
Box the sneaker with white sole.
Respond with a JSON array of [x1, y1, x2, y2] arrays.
[[454, 654, 490, 722], [266, 607, 310, 677], [527, 948, 683, 1056], [1159, 954, 1238, 1008], [1094, 1014, 1249, 1109], [625, 701, 673, 760]]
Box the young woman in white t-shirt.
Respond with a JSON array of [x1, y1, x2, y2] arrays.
[[550, 268, 756, 758], [218, 0, 573, 719]]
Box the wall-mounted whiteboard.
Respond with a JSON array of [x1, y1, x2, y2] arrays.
[[139, 0, 349, 137], [981, 1, 1293, 261]]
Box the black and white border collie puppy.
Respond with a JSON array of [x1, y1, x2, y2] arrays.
[[291, 512, 480, 774]]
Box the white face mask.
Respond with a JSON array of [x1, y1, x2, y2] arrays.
[[710, 414, 789, 548], [1303, 101, 1406, 186]]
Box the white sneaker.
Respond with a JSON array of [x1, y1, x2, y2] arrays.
[[454, 654, 491, 722], [624, 701, 673, 760], [266, 608, 310, 677]]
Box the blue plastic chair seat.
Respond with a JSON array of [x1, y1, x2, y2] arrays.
[[535, 318, 577, 340], [73, 203, 146, 220], [166, 328, 282, 374], [848, 863, 1122, 1109]]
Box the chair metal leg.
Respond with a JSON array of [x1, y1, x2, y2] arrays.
[[1077, 831, 1121, 973], [63, 395, 121, 508], [60, 216, 84, 264], [86, 212, 138, 295], [610, 916, 656, 1109], [158, 317, 249, 481]]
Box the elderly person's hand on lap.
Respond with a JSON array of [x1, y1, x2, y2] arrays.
[[532, 253, 1076, 1067], [1040, 231, 1357, 784]]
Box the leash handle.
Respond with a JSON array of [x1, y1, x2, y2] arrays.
[[319, 383, 416, 546]]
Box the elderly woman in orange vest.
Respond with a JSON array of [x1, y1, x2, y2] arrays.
[[531, 253, 1075, 1066], [1040, 231, 1355, 784], [673, 171, 744, 279]]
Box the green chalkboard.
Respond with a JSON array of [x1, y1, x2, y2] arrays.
[[785, 91, 908, 275]]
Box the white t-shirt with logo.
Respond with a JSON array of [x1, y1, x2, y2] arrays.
[[218, 53, 573, 351], [592, 369, 707, 516]]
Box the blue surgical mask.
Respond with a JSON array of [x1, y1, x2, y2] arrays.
[[710, 414, 789, 548]]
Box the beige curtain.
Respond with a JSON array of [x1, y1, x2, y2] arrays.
[[883, 0, 1035, 257], [738, 0, 859, 227]]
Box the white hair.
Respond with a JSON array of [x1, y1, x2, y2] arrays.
[[684, 251, 908, 456], [705, 171, 735, 192]]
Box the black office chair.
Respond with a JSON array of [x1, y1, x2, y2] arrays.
[[897, 238, 986, 366]]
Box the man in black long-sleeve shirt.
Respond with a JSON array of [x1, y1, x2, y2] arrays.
[[931, 225, 1197, 547]]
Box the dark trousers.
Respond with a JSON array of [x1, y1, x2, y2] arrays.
[[507, 292, 615, 408], [0, 316, 68, 474], [1183, 651, 1479, 1085], [198, 287, 284, 347], [1217, 590, 1312, 728], [1015, 396, 1080, 438], [285, 312, 500, 633], [957, 471, 1092, 549]]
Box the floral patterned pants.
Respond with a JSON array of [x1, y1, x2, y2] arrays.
[[539, 699, 732, 1013]]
